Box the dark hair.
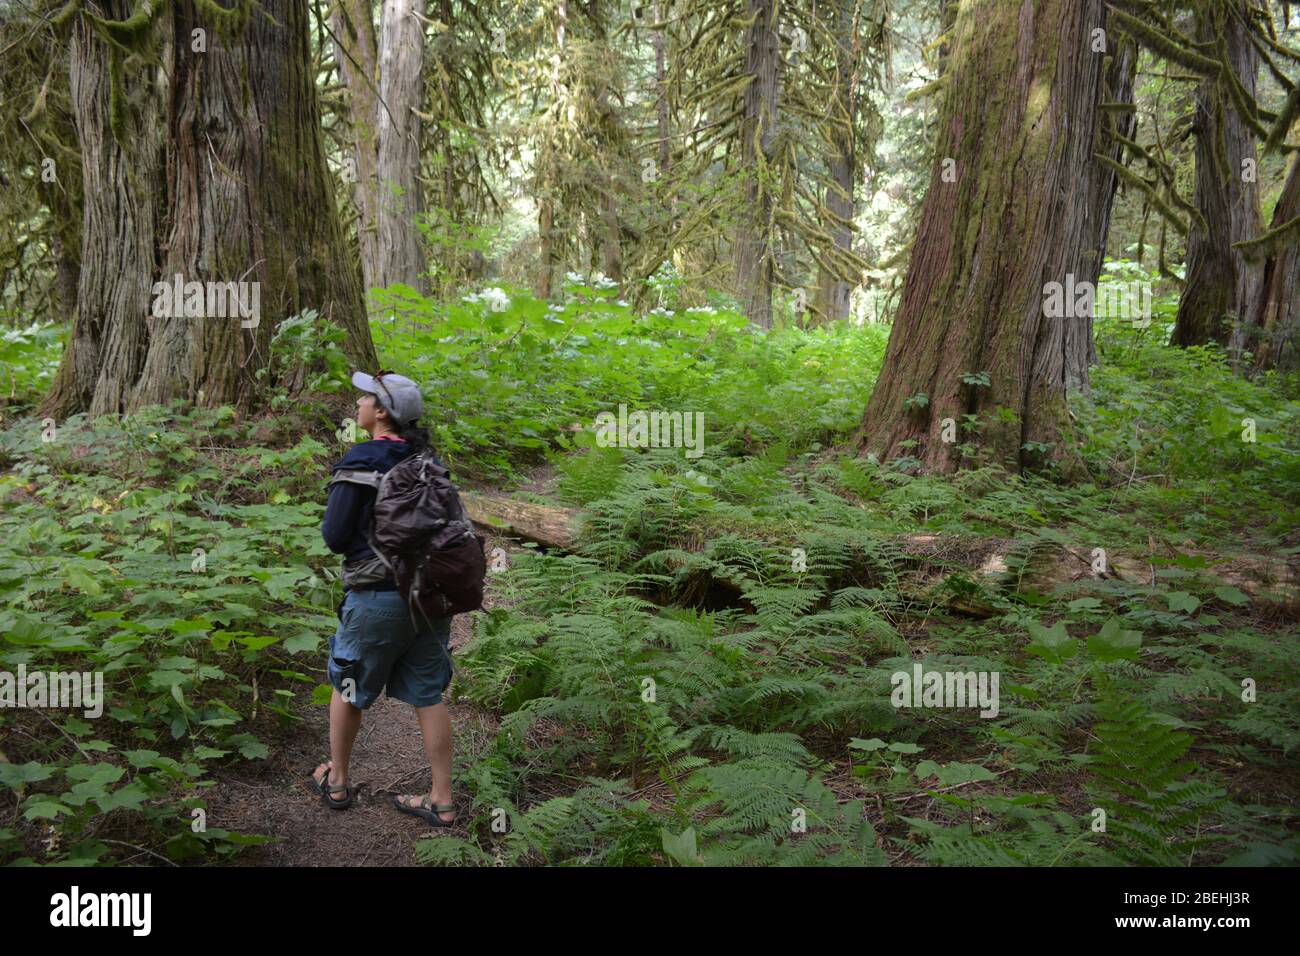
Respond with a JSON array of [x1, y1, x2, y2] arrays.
[[395, 416, 432, 454], [364, 389, 433, 454]]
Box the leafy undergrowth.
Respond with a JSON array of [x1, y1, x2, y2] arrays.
[[0, 285, 1297, 866]]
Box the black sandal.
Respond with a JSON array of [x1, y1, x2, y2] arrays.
[[311, 760, 356, 809], [393, 794, 457, 827]]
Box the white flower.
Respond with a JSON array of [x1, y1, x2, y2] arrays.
[[481, 287, 510, 312]]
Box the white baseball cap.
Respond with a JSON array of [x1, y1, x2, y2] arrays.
[[351, 370, 424, 426]]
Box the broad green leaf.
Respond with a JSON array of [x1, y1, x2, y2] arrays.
[[1087, 617, 1143, 662], [849, 737, 886, 752], [283, 632, 320, 654], [0, 761, 56, 789], [1213, 585, 1248, 606], [1025, 620, 1077, 663], [661, 826, 704, 866], [23, 799, 72, 821]]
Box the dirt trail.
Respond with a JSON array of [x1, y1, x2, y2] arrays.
[[205, 534, 512, 867]]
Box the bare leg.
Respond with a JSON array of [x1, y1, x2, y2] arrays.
[[314, 688, 363, 791], [396, 701, 454, 823]]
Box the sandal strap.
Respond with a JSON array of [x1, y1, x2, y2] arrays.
[[402, 795, 454, 813]]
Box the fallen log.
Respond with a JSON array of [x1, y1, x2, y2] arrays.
[[460, 490, 581, 550], [460, 494, 1297, 612]]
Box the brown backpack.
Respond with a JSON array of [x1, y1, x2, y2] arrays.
[[330, 451, 486, 623]]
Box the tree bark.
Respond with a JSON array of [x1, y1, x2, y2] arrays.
[[330, 0, 381, 293], [374, 0, 428, 293], [653, 3, 670, 174], [814, 0, 858, 324], [48, 1, 375, 417], [733, 0, 780, 329], [1081, 34, 1137, 366], [534, 0, 567, 300], [536, 197, 556, 299], [601, 189, 623, 282], [44, 1, 164, 419], [1241, 154, 1300, 371], [856, 0, 1108, 475], [1170, 0, 1262, 349]]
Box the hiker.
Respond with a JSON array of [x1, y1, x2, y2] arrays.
[[311, 370, 458, 827]]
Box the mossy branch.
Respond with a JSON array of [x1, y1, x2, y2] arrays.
[[1233, 212, 1300, 261], [50, 0, 83, 30], [1095, 153, 1194, 235], [193, 0, 253, 38], [85, 0, 165, 53], [1264, 86, 1299, 156], [1105, 5, 1221, 75]]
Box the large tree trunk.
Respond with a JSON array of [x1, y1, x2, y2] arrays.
[[330, 0, 381, 293], [1170, 0, 1261, 349], [1241, 154, 1300, 371], [374, 0, 428, 294], [857, 0, 1108, 475], [43, 1, 165, 419], [1081, 34, 1137, 366], [48, 0, 375, 417], [813, 0, 858, 325], [733, 0, 780, 329]]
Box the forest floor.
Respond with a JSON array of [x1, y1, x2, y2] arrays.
[[2, 305, 1296, 867]]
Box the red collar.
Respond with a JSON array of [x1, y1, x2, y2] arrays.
[[374, 434, 407, 442]]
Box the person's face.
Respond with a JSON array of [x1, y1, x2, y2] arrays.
[[355, 393, 390, 436]]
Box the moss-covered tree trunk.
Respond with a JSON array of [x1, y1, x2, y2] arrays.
[[131, 0, 375, 409], [44, 1, 165, 419], [1240, 154, 1300, 371], [1170, 0, 1261, 348], [733, 0, 779, 329], [813, 0, 857, 325], [857, 0, 1110, 475]]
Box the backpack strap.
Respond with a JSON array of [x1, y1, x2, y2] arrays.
[[328, 468, 382, 490]]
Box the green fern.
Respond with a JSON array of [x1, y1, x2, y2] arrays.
[[1087, 685, 1228, 865]]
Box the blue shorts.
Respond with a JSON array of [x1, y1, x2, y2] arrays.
[[327, 589, 454, 709]]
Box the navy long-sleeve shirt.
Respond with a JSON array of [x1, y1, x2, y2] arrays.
[[321, 437, 423, 592]]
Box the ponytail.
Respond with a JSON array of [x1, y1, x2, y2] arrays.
[[396, 417, 432, 454]]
